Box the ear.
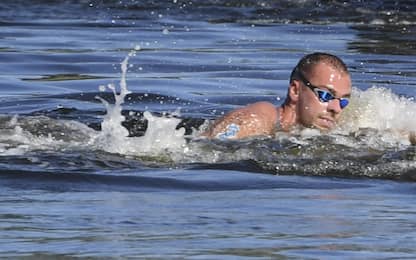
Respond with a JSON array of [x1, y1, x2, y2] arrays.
[[288, 80, 300, 103]]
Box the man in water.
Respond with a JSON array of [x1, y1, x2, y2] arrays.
[[204, 52, 352, 139]]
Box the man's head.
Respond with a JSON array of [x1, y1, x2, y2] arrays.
[[284, 52, 352, 130]]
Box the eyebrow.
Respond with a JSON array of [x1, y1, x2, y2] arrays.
[[298, 72, 351, 98]]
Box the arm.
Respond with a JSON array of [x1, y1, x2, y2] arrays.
[[410, 131, 416, 145], [203, 101, 279, 139]]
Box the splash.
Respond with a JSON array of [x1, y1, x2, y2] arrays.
[[0, 49, 414, 180], [94, 48, 188, 158], [91, 58, 416, 177], [0, 49, 191, 160], [95, 50, 134, 150], [337, 87, 416, 147], [0, 115, 98, 156]]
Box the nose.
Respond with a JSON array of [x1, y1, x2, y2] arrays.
[[327, 99, 342, 114]]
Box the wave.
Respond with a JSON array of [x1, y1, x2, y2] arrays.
[[0, 51, 415, 182], [0, 99, 414, 181], [0, 166, 372, 192]]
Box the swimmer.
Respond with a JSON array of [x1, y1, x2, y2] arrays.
[[204, 52, 352, 139]]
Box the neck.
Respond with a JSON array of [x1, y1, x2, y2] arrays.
[[279, 104, 297, 131]]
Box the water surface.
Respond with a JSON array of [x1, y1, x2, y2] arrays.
[[0, 0, 416, 258]]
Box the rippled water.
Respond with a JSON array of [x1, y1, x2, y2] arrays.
[[1, 0, 416, 258]]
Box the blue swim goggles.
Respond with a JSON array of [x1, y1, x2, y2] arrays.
[[297, 72, 349, 109]]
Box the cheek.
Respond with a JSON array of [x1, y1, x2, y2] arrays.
[[300, 97, 320, 116], [298, 99, 317, 124], [299, 100, 327, 125]]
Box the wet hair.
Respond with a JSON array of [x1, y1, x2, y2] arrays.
[[289, 52, 349, 83], [283, 52, 349, 106]]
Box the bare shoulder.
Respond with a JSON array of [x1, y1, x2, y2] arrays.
[[245, 101, 278, 115], [203, 101, 279, 139]]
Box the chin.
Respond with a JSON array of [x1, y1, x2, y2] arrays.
[[311, 123, 334, 132], [316, 118, 337, 131], [302, 118, 336, 132]]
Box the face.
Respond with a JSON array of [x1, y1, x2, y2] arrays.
[[296, 62, 351, 130]]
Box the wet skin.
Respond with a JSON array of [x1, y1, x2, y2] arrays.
[[292, 62, 352, 131], [204, 62, 352, 139]]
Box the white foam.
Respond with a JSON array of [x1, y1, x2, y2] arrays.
[[0, 115, 97, 156], [93, 52, 416, 161], [2, 50, 414, 164], [337, 86, 416, 147], [94, 50, 188, 157]]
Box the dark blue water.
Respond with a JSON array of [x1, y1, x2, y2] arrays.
[[1, 1, 416, 258]]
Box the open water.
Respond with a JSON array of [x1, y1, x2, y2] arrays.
[[0, 0, 416, 259]]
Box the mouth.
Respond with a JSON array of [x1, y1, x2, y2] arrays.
[[317, 116, 336, 130]]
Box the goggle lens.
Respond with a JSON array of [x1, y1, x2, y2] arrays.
[[339, 98, 349, 109], [315, 89, 349, 109]]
